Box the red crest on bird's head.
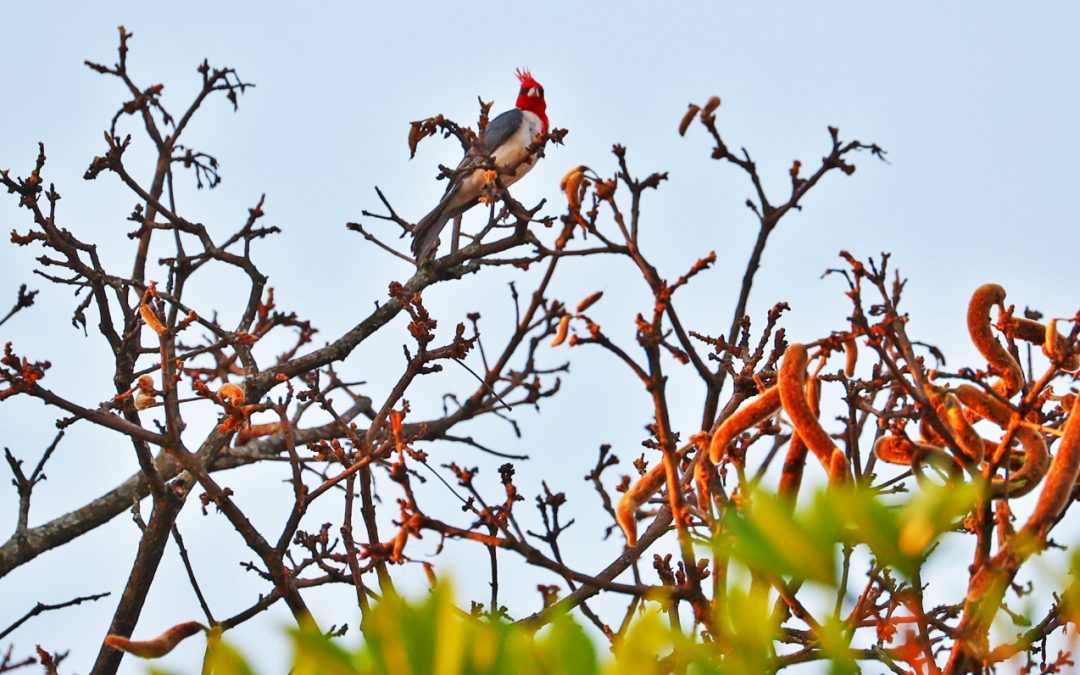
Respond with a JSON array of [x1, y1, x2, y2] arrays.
[[514, 67, 548, 132], [516, 68, 541, 91]]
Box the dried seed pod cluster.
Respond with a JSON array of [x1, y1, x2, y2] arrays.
[[871, 283, 1075, 503], [1007, 315, 1080, 372]]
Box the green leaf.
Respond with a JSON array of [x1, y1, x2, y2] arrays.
[[896, 478, 981, 561], [818, 615, 858, 675], [720, 489, 836, 584], [536, 614, 598, 675], [202, 638, 256, 675], [814, 486, 910, 576], [714, 585, 780, 675], [611, 609, 669, 675], [291, 622, 358, 675]]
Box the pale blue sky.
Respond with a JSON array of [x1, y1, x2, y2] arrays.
[[2, 3, 1079, 672]]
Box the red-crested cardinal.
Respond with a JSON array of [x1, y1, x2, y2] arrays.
[[411, 69, 549, 260]]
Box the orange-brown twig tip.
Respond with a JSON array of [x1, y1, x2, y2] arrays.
[[615, 463, 666, 546], [967, 284, 1023, 398], [955, 384, 1049, 498], [779, 343, 837, 467], [702, 96, 722, 116], [217, 382, 245, 406], [550, 315, 570, 347], [1023, 392, 1080, 536], [707, 385, 781, 464], [104, 621, 205, 659], [678, 104, 700, 136]]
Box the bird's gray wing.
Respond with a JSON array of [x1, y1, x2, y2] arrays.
[[413, 109, 526, 259], [482, 108, 524, 154], [436, 108, 523, 197]]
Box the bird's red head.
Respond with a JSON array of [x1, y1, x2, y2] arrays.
[[515, 68, 548, 133]]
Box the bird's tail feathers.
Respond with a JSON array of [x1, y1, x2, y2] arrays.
[[411, 205, 451, 261]]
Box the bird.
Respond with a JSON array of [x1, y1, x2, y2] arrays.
[[411, 69, 549, 260]]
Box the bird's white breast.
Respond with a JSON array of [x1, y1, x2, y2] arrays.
[[491, 110, 544, 186]]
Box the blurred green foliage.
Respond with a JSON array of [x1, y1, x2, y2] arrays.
[[148, 482, 982, 674]]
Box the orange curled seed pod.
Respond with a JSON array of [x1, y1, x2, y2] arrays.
[[955, 384, 1049, 498], [694, 455, 713, 512], [828, 449, 849, 484], [1008, 316, 1045, 343], [576, 291, 604, 314], [874, 435, 920, 465], [707, 385, 781, 464], [702, 95, 722, 116], [235, 421, 283, 445], [1024, 392, 1080, 536], [218, 382, 245, 406], [1008, 317, 1079, 372], [925, 386, 985, 465], [955, 384, 1011, 425], [615, 463, 666, 546], [806, 374, 821, 416], [391, 529, 408, 562], [550, 315, 570, 347], [919, 415, 946, 446], [1045, 318, 1061, 363], [941, 393, 985, 464], [1045, 319, 1080, 371], [678, 104, 700, 136], [778, 376, 820, 505], [779, 343, 837, 467], [104, 621, 204, 659], [777, 435, 810, 506], [967, 283, 1023, 398], [139, 302, 167, 335], [843, 337, 858, 377], [910, 444, 964, 485]]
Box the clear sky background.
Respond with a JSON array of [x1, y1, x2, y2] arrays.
[[2, 2, 1079, 673]]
